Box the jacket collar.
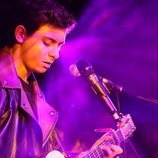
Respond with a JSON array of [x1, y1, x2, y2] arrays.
[[0, 51, 21, 88]]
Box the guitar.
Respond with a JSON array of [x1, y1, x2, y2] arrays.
[[46, 114, 136, 158], [46, 150, 64, 158]]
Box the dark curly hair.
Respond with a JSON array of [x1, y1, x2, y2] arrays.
[[0, 0, 76, 49]]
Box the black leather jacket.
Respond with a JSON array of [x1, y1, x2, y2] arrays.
[[0, 51, 59, 158]]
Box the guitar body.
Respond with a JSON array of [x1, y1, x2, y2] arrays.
[[45, 114, 136, 158], [46, 150, 64, 158]]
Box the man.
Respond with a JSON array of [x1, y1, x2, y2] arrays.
[[0, 0, 122, 157]]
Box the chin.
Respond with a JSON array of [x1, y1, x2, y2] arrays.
[[35, 68, 47, 74]]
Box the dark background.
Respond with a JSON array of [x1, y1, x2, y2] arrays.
[[37, 0, 158, 157]]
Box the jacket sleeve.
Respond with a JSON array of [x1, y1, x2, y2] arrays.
[[0, 86, 8, 118]]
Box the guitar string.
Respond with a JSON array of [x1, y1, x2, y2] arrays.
[[83, 128, 126, 158], [84, 150, 104, 158], [83, 138, 115, 158], [83, 146, 104, 158]]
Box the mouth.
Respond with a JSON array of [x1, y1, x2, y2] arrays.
[[43, 61, 53, 69]]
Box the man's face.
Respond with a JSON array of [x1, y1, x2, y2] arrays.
[[21, 24, 67, 73]]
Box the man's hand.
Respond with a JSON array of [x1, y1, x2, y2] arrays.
[[78, 135, 123, 158], [92, 135, 123, 158], [100, 144, 123, 158]]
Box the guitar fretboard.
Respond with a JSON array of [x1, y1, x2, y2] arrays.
[[82, 129, 124, 158]]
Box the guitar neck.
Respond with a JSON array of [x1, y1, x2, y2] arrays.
[[82, 129, 123, 158], [81, 114, 136, 158]]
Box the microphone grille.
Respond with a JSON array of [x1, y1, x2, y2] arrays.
[[75, 60, 94, 77], [69, 64, 81, 77]]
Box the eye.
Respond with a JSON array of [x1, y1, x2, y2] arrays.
[[42, 37, 56, 46], [58, 42, 65, 49], [43, 39, 52, 46]]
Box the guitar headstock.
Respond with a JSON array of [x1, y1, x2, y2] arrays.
[[116, 114, 136, 142]]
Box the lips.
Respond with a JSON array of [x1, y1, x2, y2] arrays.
[[43, 61, 52, 65], [43, 61, 53, 69]]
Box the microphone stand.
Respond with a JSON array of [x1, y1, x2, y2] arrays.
[[95, 77, 140, 158], [89, 73, 123, 122]]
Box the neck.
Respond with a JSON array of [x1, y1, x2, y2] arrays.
[[4, 46, 30, 83]]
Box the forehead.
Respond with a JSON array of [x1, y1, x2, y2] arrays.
[[32, 24, 68, 42]]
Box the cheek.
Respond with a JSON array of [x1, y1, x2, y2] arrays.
[[26, 45, 44, 61], [21, 50, 41, 70], [22, 40, 50, 66], [23, 39, 45, 57]]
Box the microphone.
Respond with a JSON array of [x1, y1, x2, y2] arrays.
[[69, 60, 121, 120], [69, 61, 123, 93]]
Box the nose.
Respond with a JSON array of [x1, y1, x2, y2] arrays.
[[49, 46, 60, 60]]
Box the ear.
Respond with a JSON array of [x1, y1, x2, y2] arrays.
[[15, 25, 27, 43]]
